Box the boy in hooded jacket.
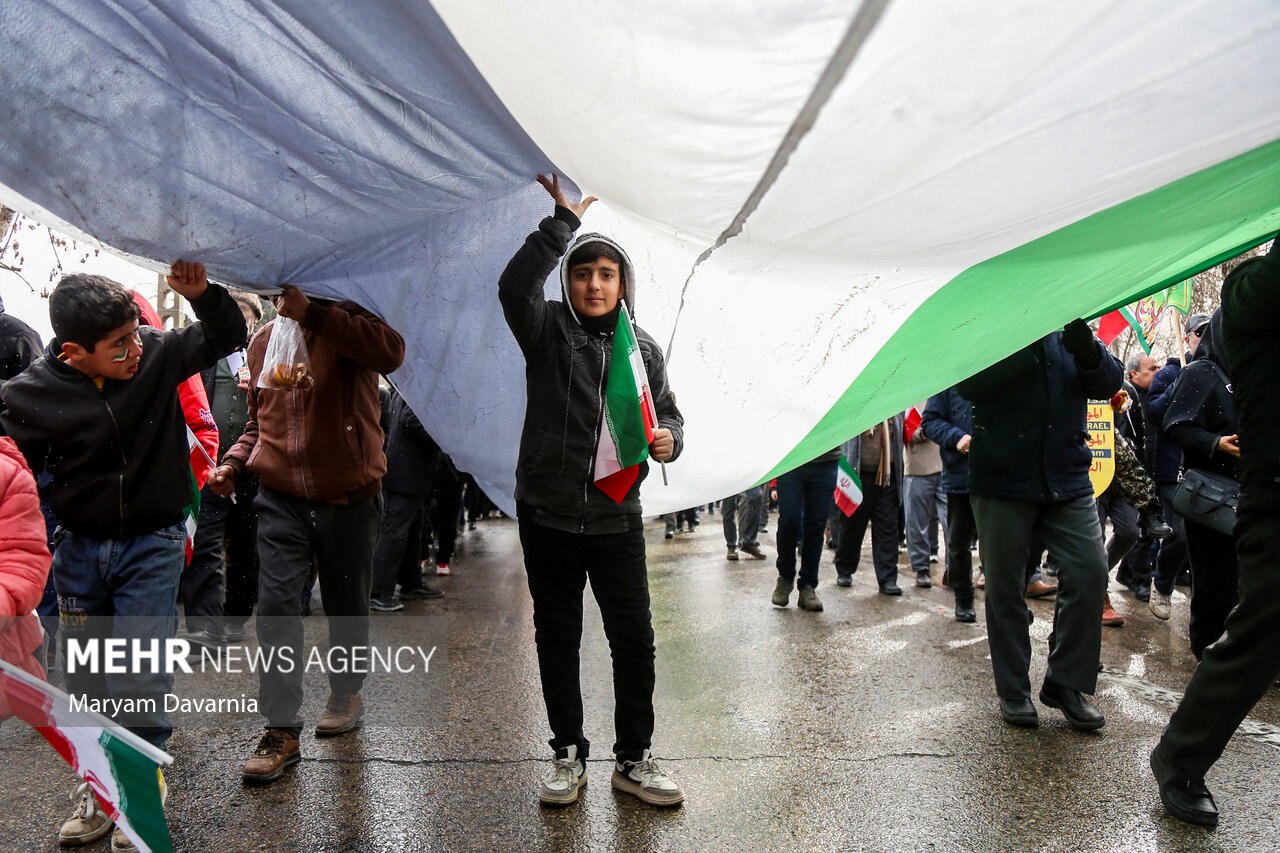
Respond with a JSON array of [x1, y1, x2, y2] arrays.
[[499, 174, 685, 807]]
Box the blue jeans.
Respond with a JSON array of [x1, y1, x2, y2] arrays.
[[776, 458, 837, 590], [54, 523, 186, 750]]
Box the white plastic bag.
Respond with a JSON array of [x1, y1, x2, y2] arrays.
[[257, 317, 314, 390]]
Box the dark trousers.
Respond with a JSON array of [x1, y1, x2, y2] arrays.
[[1159, 509, 1280, 780], [519, 518, 655, 761], [222, 474, 261, 627], [371, 491, 426, 597], [775, 458, 837, 590], [971, 494, 1107, 700], [254, 488, 381, 734], [834, 476, 901, 586], [1152, 482, 1189, 596], [1184, 521, 1239, 660], [1096, 489, 1140, 573], [429, 471, 463, 564], [945, 493, 976, 596], [183, 483, 233, 634]]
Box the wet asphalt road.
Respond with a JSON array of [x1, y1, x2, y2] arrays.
[[2, 514, 1278, 852]]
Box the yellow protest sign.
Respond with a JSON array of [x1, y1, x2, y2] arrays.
[[1087, 400, 1115, 497]]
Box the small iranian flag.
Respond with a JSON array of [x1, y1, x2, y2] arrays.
[[0, 660, 173, 853], [183, 426, 214, 564], [834, 456, 863, 517], [594, 302, 658, 503]]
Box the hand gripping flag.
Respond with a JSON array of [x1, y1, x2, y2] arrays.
[[834, 456, 863, 517], [594, 303, 658, 503], [183, 425, 215, 564], [0, 660, 173, 853]]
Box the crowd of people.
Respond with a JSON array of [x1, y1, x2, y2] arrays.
[[0, 175, 1275, 846]]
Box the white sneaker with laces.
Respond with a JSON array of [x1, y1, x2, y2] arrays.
[[611, 749, 684, 806], [539, 745, 587, 805], [59, 781, 113, 846]]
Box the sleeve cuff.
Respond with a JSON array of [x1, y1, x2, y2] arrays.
[[553, 206, 581, 231], [301, 299, 330, 333]]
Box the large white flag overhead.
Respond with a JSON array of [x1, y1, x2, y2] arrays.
[[1, 1, 1277, 514]]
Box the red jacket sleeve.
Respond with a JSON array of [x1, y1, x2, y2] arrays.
[[179, 374, 219, 488], [0, 436, 51, 714]]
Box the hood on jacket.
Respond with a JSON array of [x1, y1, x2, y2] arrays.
[[1192, 307, 1229, 376], [558, 232, 637, 328]]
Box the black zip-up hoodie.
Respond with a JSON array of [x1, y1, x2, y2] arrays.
[[499, 206, 684, 534], [0, 284, 246, 538]]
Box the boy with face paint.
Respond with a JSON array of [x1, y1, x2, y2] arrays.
[[499, 174, 685, 808], [0, 263, 246, 847]]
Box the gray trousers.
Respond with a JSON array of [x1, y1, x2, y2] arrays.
[[255, 488, 381, 734], [971, 494, 1107, 701], [904, 473, 947, 573], [722, 486, 764, 547]]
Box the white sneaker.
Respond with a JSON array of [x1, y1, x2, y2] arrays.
[[539, 745, 587, 805], [59, 782, 112, 846], [1150, 589, 1172, 621], [611, 750, 684, 806]]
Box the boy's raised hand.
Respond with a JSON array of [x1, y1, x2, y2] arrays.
[[167, 260, 209, 300], [537, 173, 597, 220]]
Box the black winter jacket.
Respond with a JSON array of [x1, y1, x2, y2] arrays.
[[0, 297, 42, 383], [921, 386, 973, 495], [959, 331, 1123, 503], [499, 207, 683, 534], [1163, 309, 1238, 483], [1221, 238, 1280, 511], [381, 387, 440, 497], [0, 285, 246, 538]]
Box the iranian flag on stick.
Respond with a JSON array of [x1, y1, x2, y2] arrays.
[[0, 660, 173, 853], [183, 426, 214, 564], [594, 303, 657, 504], [834, 456, 863, 517]]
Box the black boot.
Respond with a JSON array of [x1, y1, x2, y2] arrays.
[[1140, 508, 1173, 539], [955, 594, 976, 623]]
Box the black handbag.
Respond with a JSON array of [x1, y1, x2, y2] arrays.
[[1171, 468, 1239, 536]]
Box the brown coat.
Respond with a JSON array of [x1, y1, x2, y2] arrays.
[[224, 300, 405, 504]]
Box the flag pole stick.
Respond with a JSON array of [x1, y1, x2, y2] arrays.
[[1168, 310, 1186, 368], [623, 302, 669, 486]]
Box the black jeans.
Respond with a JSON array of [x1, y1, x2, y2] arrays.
[[371, 491, 426, 597], [254, 488, 381, 734], [519, 517, 655, 761], [834, 476, 901, 587], [1159, 509, 1280, 780], [776, 458, 837, 590], [1152, 482, 1189, 595], [945, 493, 975, 596], [1184, 520, 1239, 660]]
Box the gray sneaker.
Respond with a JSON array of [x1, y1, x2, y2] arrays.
[[1149, 589, 1172, 621], [798, 587, 824, 612], [539, 745, 587, 805], [611, 750, 684, 806], [59, 782, 112, 845], [771, 578, 794, 607]]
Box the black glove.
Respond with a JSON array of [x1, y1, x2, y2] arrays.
[[1061, 318, 1100, 368]]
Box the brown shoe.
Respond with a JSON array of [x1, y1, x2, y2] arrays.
[[242, 729, 300, 784], [1025, 579, 1059, 599], [315, 691, 364, 737], [975, 570, 986, 590], [1101, 593, 1125, 627]]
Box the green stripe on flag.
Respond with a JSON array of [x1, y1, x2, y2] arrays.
[[101, 730, 171, 852], [764, 139, 1280, 483], [606, 311, 651, 468]]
